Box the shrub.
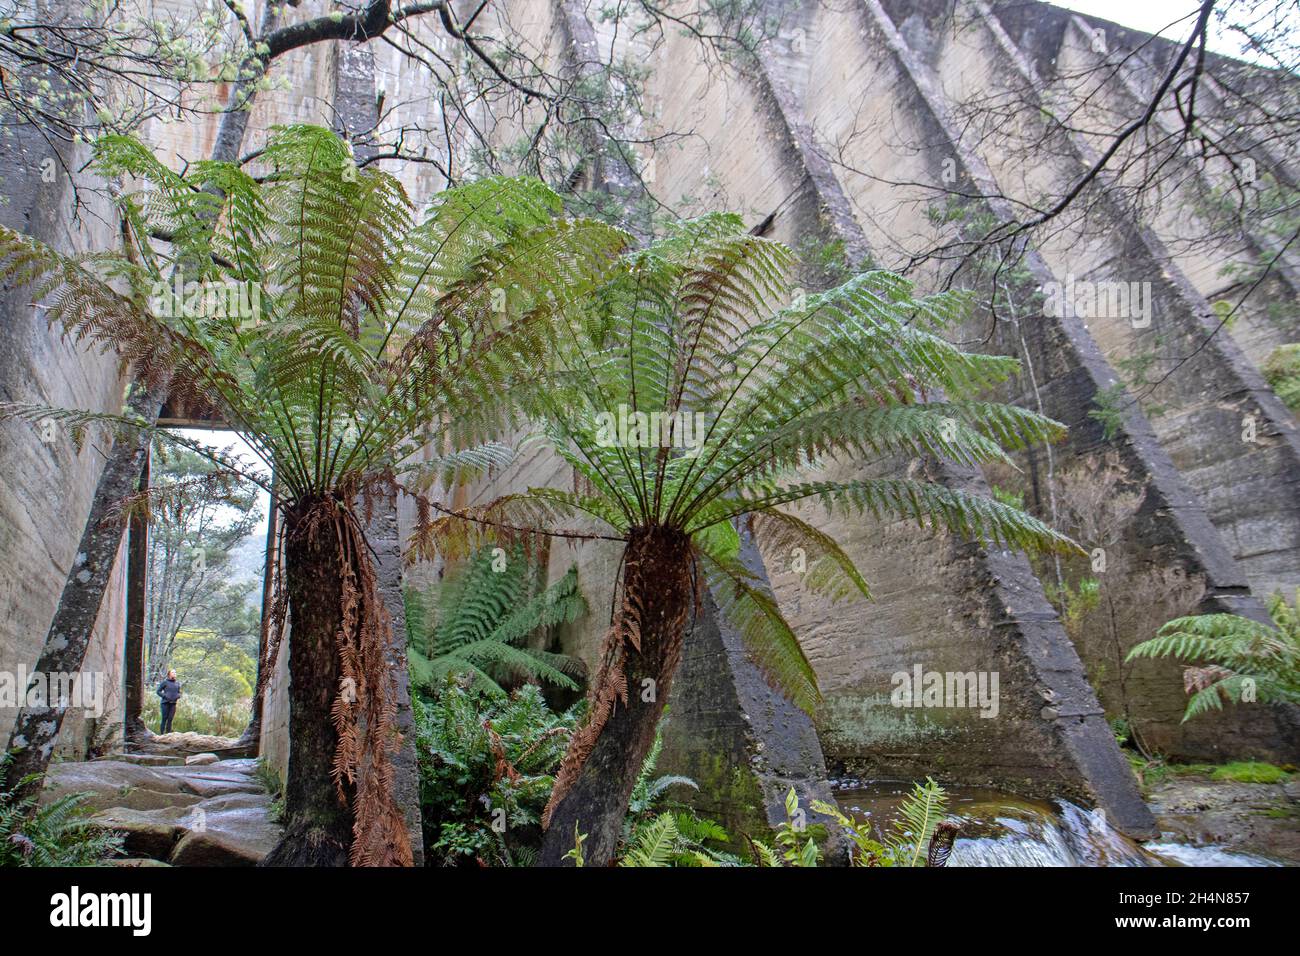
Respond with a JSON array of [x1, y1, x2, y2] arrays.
[[413, 676, 580, 866], [0, 756, 123, 866], [1127, 589, 1300, 720]]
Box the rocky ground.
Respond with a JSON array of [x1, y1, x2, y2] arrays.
[[1145, 772, 1300, 865], [42, 733, 281, 867]]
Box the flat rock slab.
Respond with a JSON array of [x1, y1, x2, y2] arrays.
[[112, 788, 204, 812], [43, 761, 193, 809], [168, 804, 282, 866], [140, 732, 254, 759], [1148, 773, 1300, 865], [113, 753, 186, 767], [113, 858, 172, 868], [92, 807, 187, 859], [45, 760, 262, 803], [95, 797, 279, 865], [150, 761, 266, 797], [43, 757, 282, 865]]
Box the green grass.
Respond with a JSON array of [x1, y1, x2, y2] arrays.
[[1209, 762, 1291, 784], [1125, 752, 1292, 791]]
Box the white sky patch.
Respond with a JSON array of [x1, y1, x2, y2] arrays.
[[173, 428, 270, 481], [169, 429, 271, 580], [1051, 0, 1297, 63]]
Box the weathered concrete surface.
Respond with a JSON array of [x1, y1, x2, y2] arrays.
[[0, 0, 129, 763], [729, 0, 1153, 833], [659, 526, 846, 857], [1043, 14, 1300, 372], [847, 0, 1297, 762], [920, 0, 1300, 601], [363, 498, 427, 868], [257, 588, 291, 785]]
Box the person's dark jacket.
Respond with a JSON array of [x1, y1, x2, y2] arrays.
[[157, 678, 182, 703]]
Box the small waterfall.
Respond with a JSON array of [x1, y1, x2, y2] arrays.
[[950, 799, 1152, 866], [1144, 843, 1279, 867], [833, 782, 1277, 867]]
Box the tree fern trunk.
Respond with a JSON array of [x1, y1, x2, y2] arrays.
[[539, 527, 695, 866], [262, 501, 354, 866]]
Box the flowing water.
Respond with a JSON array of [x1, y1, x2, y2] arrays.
[[833, 781, 1279, 867]]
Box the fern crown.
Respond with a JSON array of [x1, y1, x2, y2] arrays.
[[461, 214, 1077, 711]]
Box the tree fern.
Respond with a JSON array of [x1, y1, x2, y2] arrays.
[[1126, 590, 1300, 720], [454, 212, 1078, 863], [0, 124, 630, 503], [406, 547, 587, 697], [0, 124, 629, 866], [490, 217, 1078, 709]]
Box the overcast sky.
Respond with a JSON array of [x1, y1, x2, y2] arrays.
[[1054, 0, 1293, 61]]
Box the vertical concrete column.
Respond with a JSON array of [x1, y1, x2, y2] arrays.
[[124, 448, 150, 743], [330, 39, 426, 866]]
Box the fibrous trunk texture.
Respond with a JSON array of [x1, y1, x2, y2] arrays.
[[261, 496, 412, 867], [539, 527, 695, 866]]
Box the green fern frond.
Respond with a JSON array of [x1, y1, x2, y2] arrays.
[[618, 813, 679, 867], [886, 777, 949, 867], [3, 125, 631, 506], [1127, 596, 1300, 721], [0, 757, 122, 866], [696, 547, 820, 713], [406, 547, 586, 696]]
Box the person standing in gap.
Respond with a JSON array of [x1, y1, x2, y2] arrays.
[[157, 669, 182, 734]]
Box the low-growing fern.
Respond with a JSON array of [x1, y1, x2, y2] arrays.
[[406, 546, 587, 697], [413, 678, 581, 867], [1126, 589, 1300, 721], [886, 778, 948, 867], [1, 756, 123, 867], [806, 778, 953, 867], [617, 721, 741, 866], [619, 813, 680, 867]]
